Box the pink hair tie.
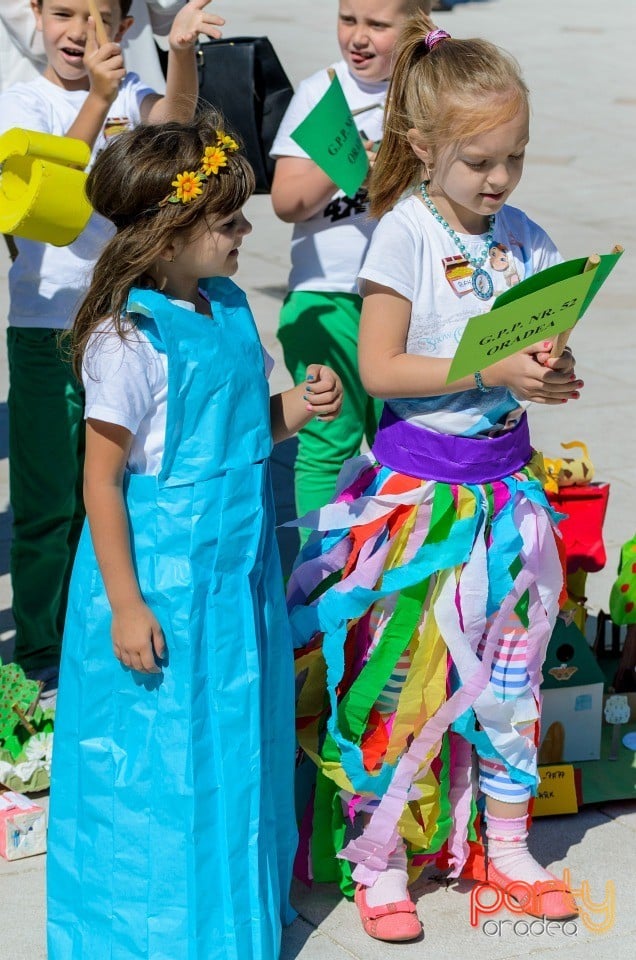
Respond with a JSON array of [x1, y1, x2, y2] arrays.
[[424, 29, 451, 51]]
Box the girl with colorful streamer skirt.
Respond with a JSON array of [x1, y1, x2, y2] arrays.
[[288, 12, 583, 944]]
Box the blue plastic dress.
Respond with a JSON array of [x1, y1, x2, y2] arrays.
[[47, 279, 297, 960]]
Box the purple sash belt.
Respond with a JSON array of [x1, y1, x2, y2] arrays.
[[370, 405, 532, 484]]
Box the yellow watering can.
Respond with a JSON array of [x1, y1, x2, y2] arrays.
[[0, 127, 92, 246]]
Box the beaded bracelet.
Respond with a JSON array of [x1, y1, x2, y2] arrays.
[[474, 370, 492, 393]]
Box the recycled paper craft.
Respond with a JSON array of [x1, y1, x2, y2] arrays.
[[0, 791, 47, 861], [546, 482, 610, 574], [290, 73, 369, 197], [447, 249, 623, 383], [539, 619, 605, 762], [0, 127, 92, 246], [609, 532, 636, 625], [543, 441, 595, 493], [604, 694, 631, 760], [0, 659, 54, 792], [533, 764, 579, 817]]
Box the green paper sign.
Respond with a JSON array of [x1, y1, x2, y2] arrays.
[[290, 75, 369, 198], [447, 250, 623, 383]]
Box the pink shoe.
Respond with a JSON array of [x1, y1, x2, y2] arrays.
[[487, 863, 579, 921], [354, 884, 422, 942]]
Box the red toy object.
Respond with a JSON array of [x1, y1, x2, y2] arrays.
[[547, 483, 610, 573]]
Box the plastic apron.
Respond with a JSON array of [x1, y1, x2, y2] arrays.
[[47, 278, 297, 960]]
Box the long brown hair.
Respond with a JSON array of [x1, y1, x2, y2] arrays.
[[71, 113, 255, 379], [369, 12, 529, 218]]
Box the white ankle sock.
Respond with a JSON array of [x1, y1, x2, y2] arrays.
[[364, 838, 410, 908], [486, 814, 553, 884]]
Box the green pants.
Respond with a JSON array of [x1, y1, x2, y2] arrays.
[[278, 291, 382, 519], [7, 328, 85, 672]]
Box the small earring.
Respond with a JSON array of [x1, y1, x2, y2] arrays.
[[168, 255, 175, 263]]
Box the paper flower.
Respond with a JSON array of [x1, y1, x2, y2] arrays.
[[216, 132, 239, 153], [170, 171, 204, 203], [24, 731, 53, 764], [201, 147, 228, 176]]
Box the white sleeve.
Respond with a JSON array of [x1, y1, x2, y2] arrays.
[[269, 70, 329, 160], [530, 221, 562, 273], [83, 326, 164, 435], [357, 210, 418, 302], [119, 72, 157, 121]]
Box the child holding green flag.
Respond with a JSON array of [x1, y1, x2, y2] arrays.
[[270, 1, 433, 526]]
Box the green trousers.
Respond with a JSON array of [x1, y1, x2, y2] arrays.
[[7, 328, 85, 672], [278, 291, 382, 520]]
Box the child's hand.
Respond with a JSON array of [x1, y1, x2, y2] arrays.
[[361, 138, 380, 187], [304, 364, 343, 421], [169, 0, 225, 50], [84, 18, 126, 105], [111, 600, 166, 674], [488, 342, 583, 404]]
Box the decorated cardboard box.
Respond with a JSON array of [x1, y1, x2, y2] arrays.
[[539, 619, 605, 763], [0, 790, 47, 860]]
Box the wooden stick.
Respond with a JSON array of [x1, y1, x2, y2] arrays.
[[549, 253, 600, 358], [87, 0, 109, 45], [26, 682, 44, 720], [351, 101, 384, 117], [12, 703, 37, 737]]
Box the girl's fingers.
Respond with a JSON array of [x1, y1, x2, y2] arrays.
[[305, 393, 341, 411], [152, 625, 166, 661], [305, 383, 336, 399]]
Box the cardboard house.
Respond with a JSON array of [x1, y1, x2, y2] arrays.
[[539, 618, 606, 763]]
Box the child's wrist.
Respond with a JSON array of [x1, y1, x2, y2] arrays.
[[86, 87, 117, 111], [109, 591, 145, 614]]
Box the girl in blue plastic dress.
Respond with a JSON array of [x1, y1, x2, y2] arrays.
[[288, 13, 584, 946], [46, 114, 342, 960]]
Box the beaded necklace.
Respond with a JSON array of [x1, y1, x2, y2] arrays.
[[419, 181, 496, 301]]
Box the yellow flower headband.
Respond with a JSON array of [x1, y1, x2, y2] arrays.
[[159, 131, 240, 206]]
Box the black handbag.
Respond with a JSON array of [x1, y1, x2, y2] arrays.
[[157, 37, 294, 193]]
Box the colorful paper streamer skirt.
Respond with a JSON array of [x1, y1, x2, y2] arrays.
[[287, 451, 566, 896]]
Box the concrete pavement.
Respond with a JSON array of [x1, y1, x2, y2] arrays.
[[1, 1, 635, 957]]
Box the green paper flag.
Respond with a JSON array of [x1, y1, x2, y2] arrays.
[[290, 74, 369, 197], [447, 249, 623, 383]]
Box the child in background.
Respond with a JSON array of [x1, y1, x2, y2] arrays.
[[47, 114, 342, 960], [288, 13, 583, 943], [0, 0, 224, 697], [0, 1, 185, 94], [270, 0, 433, 525]]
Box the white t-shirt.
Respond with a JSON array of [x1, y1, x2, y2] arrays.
[[270, 60, 387, 294], [0, 73, 154, 329], [358, 194, 561, 437], [84, 298, 275, 476]]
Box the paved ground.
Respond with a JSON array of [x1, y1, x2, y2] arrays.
[[0, 0, 635, 958]]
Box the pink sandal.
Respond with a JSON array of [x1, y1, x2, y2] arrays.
[[487, 863, 579, 920], [354, 884, 423, 942]]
